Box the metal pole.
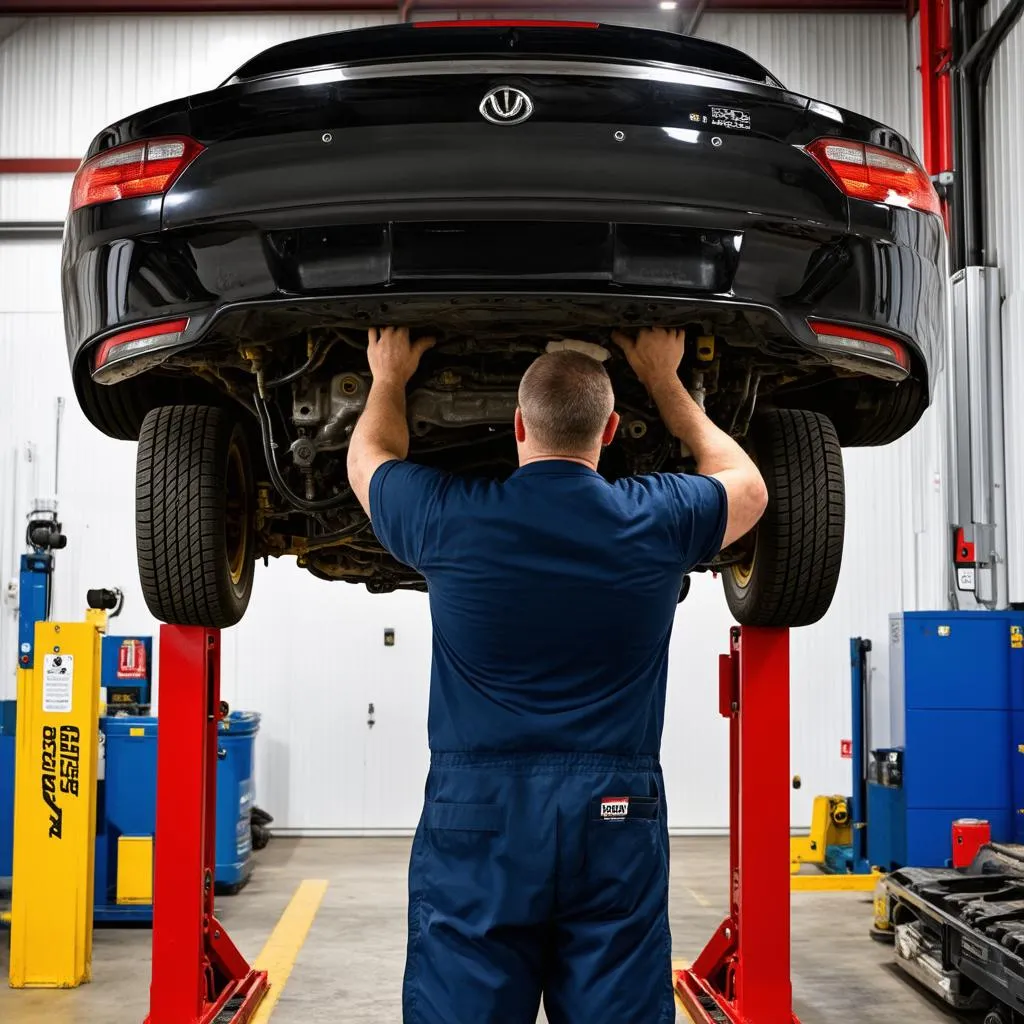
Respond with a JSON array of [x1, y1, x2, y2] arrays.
[[850, 638, 870, 871], [0, 223, 64, 241], [53, 397, 65, 500]]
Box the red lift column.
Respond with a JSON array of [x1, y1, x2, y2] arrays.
[[145, 626, 269, 1024], [675, 626, 800, 1024]]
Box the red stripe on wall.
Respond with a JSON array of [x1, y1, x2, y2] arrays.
[[0, 159, 80, 173]]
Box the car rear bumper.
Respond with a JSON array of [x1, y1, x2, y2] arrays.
[[61, 121, 945, 387]]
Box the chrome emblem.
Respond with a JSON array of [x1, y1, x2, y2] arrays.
[[479, 86, 534, 125]]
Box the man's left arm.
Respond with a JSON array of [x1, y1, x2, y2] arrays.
[[347, 326, 435, 516]]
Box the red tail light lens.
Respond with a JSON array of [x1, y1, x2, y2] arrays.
[[808, 320, 910, 381], [92, 318, 189, 384], [70, 137, 203, 212], [805, 138, 940, 217]]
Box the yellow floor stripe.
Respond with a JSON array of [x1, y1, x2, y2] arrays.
[[249, 879, 330, 1023]]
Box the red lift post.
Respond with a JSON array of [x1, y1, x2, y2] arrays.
[[919, 0, 954, 181], [146, 626, 269, 1024], [675, 626, 800, 1024]]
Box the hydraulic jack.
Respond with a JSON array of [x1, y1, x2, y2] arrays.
[[675, 627, 801, 1024], [145, 626, 268, 1024]]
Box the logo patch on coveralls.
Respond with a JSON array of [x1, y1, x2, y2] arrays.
[[600, 797, 630, 820]]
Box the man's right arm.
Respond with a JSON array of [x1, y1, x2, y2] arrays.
[[612, 328, 768, 548]]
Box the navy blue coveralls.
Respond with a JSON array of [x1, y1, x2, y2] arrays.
[[370, 459, 727, 1024]]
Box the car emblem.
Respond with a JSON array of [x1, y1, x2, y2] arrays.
[[479, 86, 534, 125]]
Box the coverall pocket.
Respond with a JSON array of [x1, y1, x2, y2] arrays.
[[589, 795, 660, 822], [421, 801, 507, 925], [424, 800, 504, 832], [423, 800, 505, 864], [582, 793, 665, 919]]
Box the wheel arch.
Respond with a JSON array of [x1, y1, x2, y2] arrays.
[[74, 360, 239, 441]]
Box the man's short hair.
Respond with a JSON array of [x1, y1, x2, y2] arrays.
[[518, 351, 615, 453]]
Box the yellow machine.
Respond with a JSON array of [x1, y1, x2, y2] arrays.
[[790, 794, 880, 892], [8, 609, 106, 988], [790, 794, 852, 871]]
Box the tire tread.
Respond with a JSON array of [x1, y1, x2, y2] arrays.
[[724, 409, 845, 627], [136, 405, 252, 627]]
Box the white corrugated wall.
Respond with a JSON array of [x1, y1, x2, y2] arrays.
[[0, 11, 945, 833], [982, 2, 1024, 602]]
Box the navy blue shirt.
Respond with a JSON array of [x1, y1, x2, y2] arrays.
[[370, 460, 727, 756]]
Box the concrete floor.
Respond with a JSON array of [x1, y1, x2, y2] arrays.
[[0, 836, 962, 1024]]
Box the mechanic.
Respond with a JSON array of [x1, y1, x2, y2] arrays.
[[347, 326, 768, 1024]]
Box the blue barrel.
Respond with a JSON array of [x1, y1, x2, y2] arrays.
[[216, 711, 260, 891]]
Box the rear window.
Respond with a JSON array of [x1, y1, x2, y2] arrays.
[[229, 22, 779, 86]]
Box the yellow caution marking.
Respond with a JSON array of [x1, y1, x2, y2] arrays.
[[250, 879, 330, 1022], [672, 960, 693, 1021]]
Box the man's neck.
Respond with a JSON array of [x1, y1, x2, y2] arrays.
[[519, 452, 599, 471]]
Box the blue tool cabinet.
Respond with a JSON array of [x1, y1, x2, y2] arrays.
[[869, 611, 1024, 869]]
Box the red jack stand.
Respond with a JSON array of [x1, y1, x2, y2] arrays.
[[675, 627, 801, 1024], [145, 626, 269, 1024]]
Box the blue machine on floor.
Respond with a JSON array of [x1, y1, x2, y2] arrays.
[[96, 634, 261, 917], [817, 637, 874, 877], [865, 610, 1024, 871], [96, 636, 156, 922], [97, 704, 262, 919]]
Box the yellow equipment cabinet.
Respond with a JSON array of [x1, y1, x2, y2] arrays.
[[9, 616, 102, 988], [116, 836, 154, 905]]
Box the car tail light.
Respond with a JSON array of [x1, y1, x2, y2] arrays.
[[805, 138, 940, 217], [70, 137, 203, 212], [808, 320, 910, 381], [92, 318, 189, 384], [415, 20, 599, 28]]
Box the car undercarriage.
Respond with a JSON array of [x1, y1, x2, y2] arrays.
[[142, 293, 908, 593]]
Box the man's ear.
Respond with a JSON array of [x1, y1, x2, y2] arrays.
[[514, 407, 527, 444], [601, 411, 620, 447]]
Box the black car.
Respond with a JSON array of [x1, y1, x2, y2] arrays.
[[61, 21, 944, 630]]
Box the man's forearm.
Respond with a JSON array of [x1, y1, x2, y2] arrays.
[[647, 376, 752, 477], [351, 380, 410, 461]]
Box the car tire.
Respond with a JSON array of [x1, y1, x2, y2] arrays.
[[722, 409, 845, 628], [136, 405, 256, 627]]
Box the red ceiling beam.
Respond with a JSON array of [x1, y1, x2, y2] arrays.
[[0, 0, 909, 12], [0, 158, 80, 172]]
